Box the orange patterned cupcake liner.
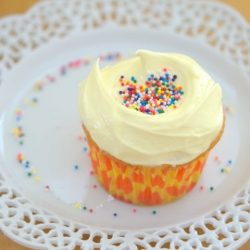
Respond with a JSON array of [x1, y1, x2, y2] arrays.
[[87, 139, 209, 205]]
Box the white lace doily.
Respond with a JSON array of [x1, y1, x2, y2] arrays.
[[0, 1, 250, 249]]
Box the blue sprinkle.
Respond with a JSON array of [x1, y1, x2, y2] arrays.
[[119, 91, 122, 94], [151, 74, 154, 77], [114, 213, 117, 216], [131, 76, 135, 81], [127, 87, 133, 91], [165, 73, 169, 76], [172, 85, 175, 88], [16, 117, 21, 121], [121, 75, 124, 78], [173, 75, 177, 78], [123, 100, 127, 103], [25, 164, 29, 169], [148, 77, 151, 81], [172, 78, 176, 82], [83, 147, 88, 152], [228, 160, 232, 164], [75, 165, 79, 170]]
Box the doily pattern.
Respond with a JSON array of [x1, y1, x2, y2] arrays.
[[0, 0, 250, 249]]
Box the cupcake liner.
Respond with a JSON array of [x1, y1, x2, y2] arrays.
[[88, 138, 209, 205]]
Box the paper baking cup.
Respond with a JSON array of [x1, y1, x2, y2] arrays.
[[82, 112, 225, 206], [87, 139, 209, 205]]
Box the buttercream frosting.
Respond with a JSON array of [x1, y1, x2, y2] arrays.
[[78, 50, 224, 166]]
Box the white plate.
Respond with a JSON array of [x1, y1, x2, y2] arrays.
[[0, 1, 250, 249]]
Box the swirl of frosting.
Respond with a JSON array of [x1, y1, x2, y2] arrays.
[[78, 50, 224, 166]]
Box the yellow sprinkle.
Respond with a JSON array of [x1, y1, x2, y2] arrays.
[[31, 168, 36, 174], [126, 79, 129, 83], [15, 108, 20, 114], [75, 204, 80, 209], [229, 106, 234, 113], [225, 168, 230, 173], [31, 102, 37, 106], [23, 98, 29, 104], [35, 177, 40, 182]]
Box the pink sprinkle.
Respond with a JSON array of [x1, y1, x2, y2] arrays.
[[200, 186, 204, 190], [46, 75, 55, 82], [133, 209, 137, 213], [93, 185, 97, 188], [78, 135, 83, 140], [163, 68, 167, 72], [89, 171, 94, 175]]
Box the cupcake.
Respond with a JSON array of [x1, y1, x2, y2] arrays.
[[78, 50, 225, 206]]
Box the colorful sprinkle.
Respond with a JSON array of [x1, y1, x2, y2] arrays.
[[83, 147, 88, 152], [99, 52, 122, 61], [46, 75, 55, 82], [31, 98, 38, 106], [17, 153, 24, 162], [77, 135, 83, 140], [74, 165, 79, 170], [228, 160, 232, 164], [33, 81, 44, 91], [113, 213, 117, 216], [89, 209, 93, 213], [35, 177, 40, 182], [89, 170, 94, 175], [221, 169, 224, 173], [83, 206, 87, 210], [133, 209, 137, 213], [225, 168, 230, 173], [210, 187, 214, 191], [152, 210, 157, 215], [118, 68, 184, 115], [75, 203, 80, 209], [200, 186, 204, 190]]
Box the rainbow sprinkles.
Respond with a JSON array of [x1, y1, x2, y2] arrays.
[[119, 68, 184, 115]]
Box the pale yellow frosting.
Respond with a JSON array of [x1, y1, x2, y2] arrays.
[[78, 50, 224, 166]]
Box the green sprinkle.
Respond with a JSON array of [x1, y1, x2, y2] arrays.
[[152, 210, 156, 214], [210, 186, 214, 191], [19, 141, 23, 145], [83, 206, 87, 210], [28, 172, 32, 177], [221, 169, 224, 173]]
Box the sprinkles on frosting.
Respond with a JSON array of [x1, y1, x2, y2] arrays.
[[118, 68, 184, 115]]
